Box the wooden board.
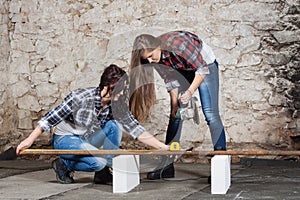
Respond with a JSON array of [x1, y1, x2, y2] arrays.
[[20, 149, 300, 156]]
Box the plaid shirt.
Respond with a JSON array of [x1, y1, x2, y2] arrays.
[[38, 87, 145, 139], [157, 31, 215, 91]]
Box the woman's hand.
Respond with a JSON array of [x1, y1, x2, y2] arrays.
[[16, 126, 44, 155], [16, 137, 34, 155], [179, 89, 193, 104], [180, 74, 205, 104], [160, 144, 170, 151], [137, 131, 170, 150]]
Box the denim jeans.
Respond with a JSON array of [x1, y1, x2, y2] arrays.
[[166, 60, 226, 150], [52, 120, 122, 172]]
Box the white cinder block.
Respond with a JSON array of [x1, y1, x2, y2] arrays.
[[211, 155, 231, 194], [112, 155, 140, 193]]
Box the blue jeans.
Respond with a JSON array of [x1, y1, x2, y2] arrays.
[[166, 61, 226, 150], [52, 120, 122, 172]]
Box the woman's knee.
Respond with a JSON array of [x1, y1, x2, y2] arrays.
[[105, 120, 118, 130], [88, 157, 107, 171], [203, 110, 221, 125]]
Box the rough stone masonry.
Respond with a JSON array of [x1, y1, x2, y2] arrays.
[[0, 0, 299, 154]]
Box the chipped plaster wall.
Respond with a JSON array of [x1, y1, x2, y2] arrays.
[[0, 0, 299, 152], [0, 0, 12, 149]]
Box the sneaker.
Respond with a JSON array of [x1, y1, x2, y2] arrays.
[[52, 158, 74, 184], [94, 166, 112, 185], [147, 163, 175, 180]]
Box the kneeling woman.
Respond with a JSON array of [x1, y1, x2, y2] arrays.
[[16, 64, 169, 184]]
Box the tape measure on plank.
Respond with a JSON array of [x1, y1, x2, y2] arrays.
[[170, 142, 180, 151]]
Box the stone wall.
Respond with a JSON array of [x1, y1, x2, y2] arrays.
[[0, 0, 299, 152], [0, 0, 11, 149]]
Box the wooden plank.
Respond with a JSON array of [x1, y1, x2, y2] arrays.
[[19, 149, 300, 156]]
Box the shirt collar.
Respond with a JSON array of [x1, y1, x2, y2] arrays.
[[161, 50, 168, 60], [95, 87, 102, 109]]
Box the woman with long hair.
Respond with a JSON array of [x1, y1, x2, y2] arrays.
[[129, 31, 226, 180]]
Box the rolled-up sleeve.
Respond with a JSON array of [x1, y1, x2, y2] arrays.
[[118, 112, 145, 139], [165, 80, 180, 92], [36, 92, 76, 133], [195, 65, 209, 75], [37, 117, 52, 133]]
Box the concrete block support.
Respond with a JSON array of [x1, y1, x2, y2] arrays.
[[211, 155, 231, 194], [112, 155, 140, 193]]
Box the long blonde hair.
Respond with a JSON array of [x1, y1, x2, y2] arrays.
[[129, 34, 161, 122]]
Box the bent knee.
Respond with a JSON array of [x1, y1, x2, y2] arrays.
[[89, 157, 107, 171]]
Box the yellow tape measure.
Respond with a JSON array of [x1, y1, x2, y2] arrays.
[[170, 142, 180, 151]]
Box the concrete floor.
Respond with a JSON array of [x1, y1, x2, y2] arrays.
[[0, 156, 300, 200]]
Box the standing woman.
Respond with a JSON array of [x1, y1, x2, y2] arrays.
[[129, 31, 226, 180]]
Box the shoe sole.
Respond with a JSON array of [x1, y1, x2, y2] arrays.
[[147, 175, 175, 180], [93, 180, 113, 185]]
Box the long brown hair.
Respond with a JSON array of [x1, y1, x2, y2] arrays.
[[129, 34, 161, 122]]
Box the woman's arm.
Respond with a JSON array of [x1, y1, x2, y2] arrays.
[[169, 88, 179, 118], [16, 125, 44, 155], [180, 74, 206, 104], [188, 74, 206, 94], [137, 131, 169, 150]]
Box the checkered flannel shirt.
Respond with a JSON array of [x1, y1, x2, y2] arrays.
[[38, 87, 145, 139], [157, 31, 215, 91]]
